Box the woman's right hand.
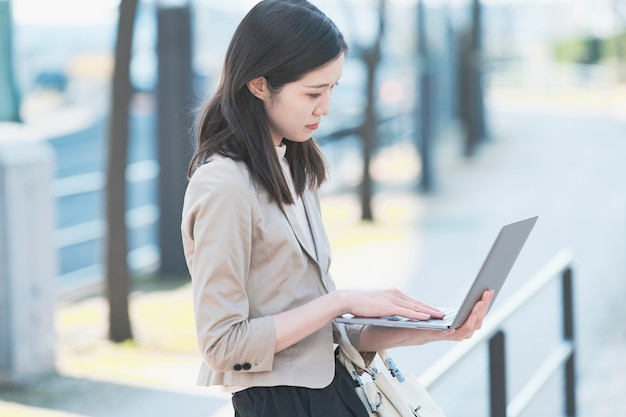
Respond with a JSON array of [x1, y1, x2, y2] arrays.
[[356, 289, 493, 352], [273, 287, 444, 353], [336, 288, 445, 321]]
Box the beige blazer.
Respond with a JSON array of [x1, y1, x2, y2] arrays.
[[181, 155, 367, 389]]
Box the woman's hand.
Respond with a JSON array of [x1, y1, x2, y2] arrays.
[[273, 287, 444, 353], [338, 287, 446, 321], [273, 288, 492, 354], [357, 290, 494, 351], [432, 289, 493, 342]]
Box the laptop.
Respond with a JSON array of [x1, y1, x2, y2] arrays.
[[334, 216, 538, 330]]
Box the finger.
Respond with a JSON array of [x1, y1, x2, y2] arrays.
[[403, 299, 446, 318], [483, 289, 494, 305], [445, 292, 494, 340], [470, 302, 488, 326], [459, 302, 484, 331], [409, 299, 446, 316], [388, 288, 436, 309], [395, 306, 433, 321], [387, 289, 445, 315], [385, 293, 444, 319], [474, 291, 492, 315]]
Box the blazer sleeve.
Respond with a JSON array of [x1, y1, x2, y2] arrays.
[[181, 161, 276, 373]]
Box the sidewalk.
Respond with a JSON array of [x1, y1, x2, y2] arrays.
[[576, 307, 626, 417], [1, 86, 626, 416]]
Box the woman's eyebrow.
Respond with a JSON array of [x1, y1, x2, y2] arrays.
[[303, 83, 331, 88], [304, 81, 339, 88]]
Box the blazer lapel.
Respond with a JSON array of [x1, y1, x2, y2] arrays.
[[281, 201, 318, 263], [278, 181, 334, 293], [301, 190, 332, 286]]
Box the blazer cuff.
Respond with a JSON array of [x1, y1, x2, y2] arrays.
[[239, 315, 276, 373]]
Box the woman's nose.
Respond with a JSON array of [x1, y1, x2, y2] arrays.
[[314, 97, 331, 116]]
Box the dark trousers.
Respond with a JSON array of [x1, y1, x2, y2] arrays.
[[232, 358, 368, 417]]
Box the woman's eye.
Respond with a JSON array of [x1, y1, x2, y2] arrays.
[[309, 94, 322, 99]]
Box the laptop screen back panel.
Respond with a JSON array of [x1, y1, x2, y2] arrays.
[[449, 216, 538, 329]]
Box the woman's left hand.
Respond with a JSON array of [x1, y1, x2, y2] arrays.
[[430, 289, 493, 342], [403, 289, 494, 346]]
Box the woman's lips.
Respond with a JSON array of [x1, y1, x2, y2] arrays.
[[306, 123, 319, 130]]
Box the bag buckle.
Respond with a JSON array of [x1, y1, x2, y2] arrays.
[[352, 370, 365, 388], [385, 356, 405, 382]]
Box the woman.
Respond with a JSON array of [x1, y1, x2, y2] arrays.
[[181, 1, 492, 416]]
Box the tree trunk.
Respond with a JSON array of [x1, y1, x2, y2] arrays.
[[616, 34, 626, 82], [416, 0, 434, 192], [613, 0, 626, 82], [470, 0, 487, 144], [156, 6, 194, 277], [359, 0, 385, 221], [458, 0, 486, 158], [105, 0, 138, 343]]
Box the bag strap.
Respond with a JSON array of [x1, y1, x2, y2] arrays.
[[336, 324, 385, 413], [337, 324, 406, 381]]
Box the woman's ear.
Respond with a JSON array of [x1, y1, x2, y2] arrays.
[[246, 77, 269, 101]]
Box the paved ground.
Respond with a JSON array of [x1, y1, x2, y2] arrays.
[[1, 86, 625, 416]]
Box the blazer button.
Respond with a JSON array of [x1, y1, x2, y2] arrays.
[[233, 364, 242, 371], [242, 362, 251, 371]]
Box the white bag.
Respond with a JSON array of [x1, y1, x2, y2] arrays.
[[337, 325, 446, 417]]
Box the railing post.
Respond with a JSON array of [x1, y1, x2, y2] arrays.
[[489, 330, 508, 417], [562, 267, 577, 417]]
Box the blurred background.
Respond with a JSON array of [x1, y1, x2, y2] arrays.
[[1, 0, 625, 416]]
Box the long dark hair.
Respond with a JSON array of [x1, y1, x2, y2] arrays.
[[188, 0, 348, 206]]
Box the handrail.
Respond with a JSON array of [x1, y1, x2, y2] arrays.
[[53, 158, 160, 294], [419, 249, 576, 417]]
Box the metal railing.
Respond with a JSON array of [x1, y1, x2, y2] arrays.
[[419, 249, 576, 417], [48, 112, 160, 298], [53, 160, 160, 286]]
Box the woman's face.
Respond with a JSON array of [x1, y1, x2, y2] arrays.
[[261, 54, 345, 147]]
